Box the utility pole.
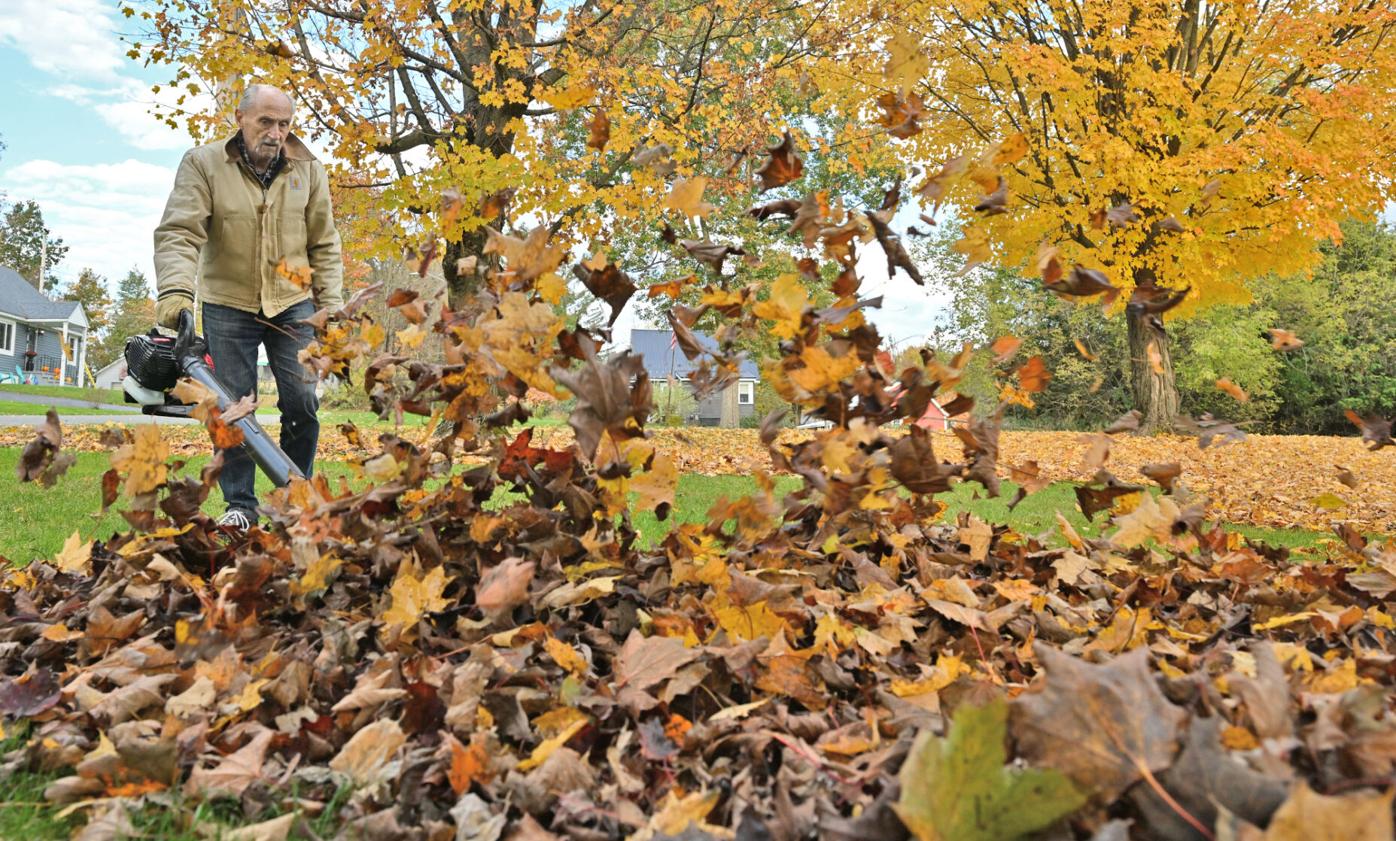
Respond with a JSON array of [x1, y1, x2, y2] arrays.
[[38, 236, 46, 293]]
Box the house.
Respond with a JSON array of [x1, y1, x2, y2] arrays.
[[92, 356, 127, 390], [628, 327, 760, 426], [913, 396, 967, 432], [0, 266, 90, 387]]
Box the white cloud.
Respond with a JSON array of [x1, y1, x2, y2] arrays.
[[856, 240, 953, 350], [0, 0, 126, 79], [0, 158, 176, 294], [51, 77, 210, 152]]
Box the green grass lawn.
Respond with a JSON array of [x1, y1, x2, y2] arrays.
[[0, 400, 129, 416], [0, 383, 126, 405], [1, 445, 1327, 566]]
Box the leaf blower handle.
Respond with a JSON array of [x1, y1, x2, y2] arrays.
[[176, 310, 305, 488]]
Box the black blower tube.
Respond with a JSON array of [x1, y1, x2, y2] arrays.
[[175, 310, 304, 488]]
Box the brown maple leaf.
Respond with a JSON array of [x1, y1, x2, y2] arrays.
[[864, 209, 923, 285], [586, 109, 610, 151], [1344, 409, 1394, 450], [1011, 644, 1187, 802], [571, 261, 636, 326], [1046, 266, 1119, 304], [755, 131, 804, 192], [16, 409, 75, 487]]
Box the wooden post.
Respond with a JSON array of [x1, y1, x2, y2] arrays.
[[76, 331, 87, 388], [719, 381, 739, 428]]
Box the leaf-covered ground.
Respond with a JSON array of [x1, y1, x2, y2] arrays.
[[6, 135, 1396, 841], [1, 424, 1389, 535]]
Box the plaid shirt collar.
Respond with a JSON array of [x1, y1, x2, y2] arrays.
[[234, 131, 287, 189]]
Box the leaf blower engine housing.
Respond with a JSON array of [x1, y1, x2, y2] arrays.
[[121, 312, 303, 488]]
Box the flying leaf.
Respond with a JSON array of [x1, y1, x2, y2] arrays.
[[586, 109, 610, 151], [475, 557, 536, 618], [751, 274, 809, 342], [1269, 328, 1304, 351], [1216, 378, 1249, 402], [665, 177, 716, 218], [276, 259, 314, 291], [1046, 266, 1119, 304], [1015, 356, 1052, 393], [990, 335, 1021, 363], [17, 409, 74, 487], [755, 131, 804, 191], [972, 178, 1008, 215], [1344, 410, 1393, 450], [1105, 203, 1139, 227]]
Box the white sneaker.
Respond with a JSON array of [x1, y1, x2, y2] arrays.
[[217, 509, 254, 532]]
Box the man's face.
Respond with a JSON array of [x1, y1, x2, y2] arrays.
[[234, 94, 294, 165]]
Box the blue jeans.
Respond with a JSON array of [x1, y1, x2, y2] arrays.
[[202, 299, 319, 515]]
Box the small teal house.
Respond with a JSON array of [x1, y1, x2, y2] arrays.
[[0, 266, 91, 387]]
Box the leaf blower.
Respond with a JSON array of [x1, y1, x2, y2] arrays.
[[122, 309, 303, 487]]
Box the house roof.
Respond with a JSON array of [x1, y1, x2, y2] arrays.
[[0, 265, 85, 323], [628, 328, 760, 380]]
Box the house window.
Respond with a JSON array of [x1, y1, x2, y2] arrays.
[[0, 319, 13, 355], [737, 380, 755, 405]]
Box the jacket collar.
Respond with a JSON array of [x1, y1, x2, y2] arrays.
[[222, 132, 316, 164]]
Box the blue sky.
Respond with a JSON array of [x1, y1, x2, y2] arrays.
[[0, 0, 198, 296]]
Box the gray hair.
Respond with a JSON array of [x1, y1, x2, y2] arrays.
[[238, 84, 294, 113]]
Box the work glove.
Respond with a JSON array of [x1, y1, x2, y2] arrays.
[[156, 294, 194, 330]]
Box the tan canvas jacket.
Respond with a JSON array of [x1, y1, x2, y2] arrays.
[[153, 133, 344, 318]]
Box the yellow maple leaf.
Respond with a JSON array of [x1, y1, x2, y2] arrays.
[[292, 543, 342, 598], [382, 563, 453, 630], [751, 273, 810, 341], [788, 345, 859, 395], [711, 596, 787, 643], [275, 259, 314, 291], [396, 323, 427, 350], [649, 789, 721, 836], [53, 531, 92, 574], [883, 30, 929, 93], [517, 719, 586, 771], [544, 635, 589, 676], [111, 424, 169, 496], [664, 177, 716, 218], [541, 82, 595, 109], [628, 450, 678, 514]]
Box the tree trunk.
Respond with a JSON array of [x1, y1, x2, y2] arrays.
[[443, 226, 491, 309], [1126, 294, 1180, 432], [719, 382, 740, 428]]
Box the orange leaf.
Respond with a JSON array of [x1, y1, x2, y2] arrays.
[[447, 734, 491, 795], [1215, 378, 1249, 402]]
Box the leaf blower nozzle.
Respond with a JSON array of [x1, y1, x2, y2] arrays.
[[123, 310, 304, 488]]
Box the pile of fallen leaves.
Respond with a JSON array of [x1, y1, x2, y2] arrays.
[[5, 135, 1396, 841], [6, 423, 1391, 534]]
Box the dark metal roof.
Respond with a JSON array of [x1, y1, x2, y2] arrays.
[[0, 265, 84, 322], [628, 328, 760, 380]]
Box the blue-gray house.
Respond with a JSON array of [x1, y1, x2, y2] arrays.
[[0, 266, 91, 387], [628, 327, 760, 425]]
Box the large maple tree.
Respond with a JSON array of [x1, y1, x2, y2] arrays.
[[123, 0, 842, 306], [825, 0, 1396, 428]]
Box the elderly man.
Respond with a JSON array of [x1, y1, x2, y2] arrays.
[[153, 84, 343, 531]]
